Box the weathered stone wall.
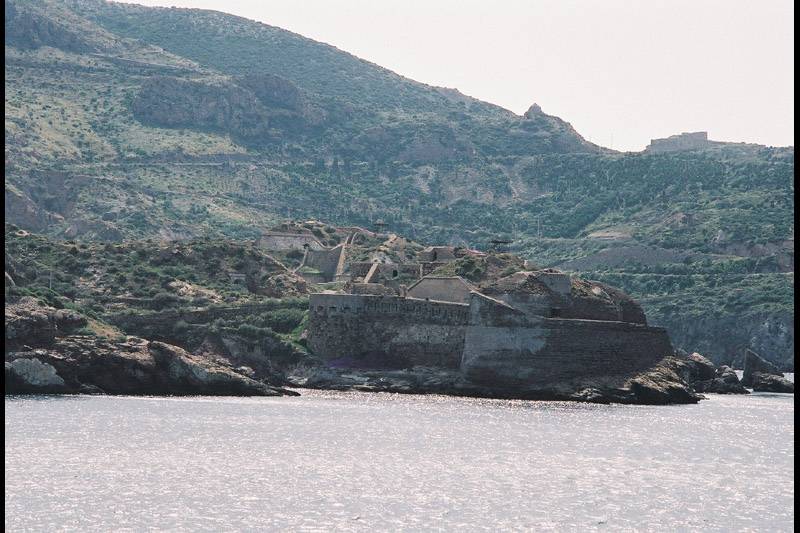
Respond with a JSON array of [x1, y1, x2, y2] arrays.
[[307, 290, 672, 385], [305, 244, 345, 281], [645, 131, 710, 153], [417, 246, 457, 262], [461, 293, 671, 386], [256, 232, 323, 251], [462, 318, 672, 386], [533, 271, 571, 296], [407, 277, 474, 304], [308, 294, 469, 368], [492, 291, 555, 318]]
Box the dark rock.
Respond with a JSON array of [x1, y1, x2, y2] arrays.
[[751, 372, 794, 393], [290, 356, 702, 405], [716, 365, 740, 384], [691, 364, 749, 394], [5, 336, 294, 397], [742, 349, 782, 387], [132, 77, 272, 141], [685, 352, 717, 382], [5, 297, 89, 350]]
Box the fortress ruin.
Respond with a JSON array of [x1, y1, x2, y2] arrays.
[[645, 131, 712, 153], [308, 270, 672, 386]]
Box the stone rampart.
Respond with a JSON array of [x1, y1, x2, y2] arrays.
[[305, 244, 345, 281], [256, 232, 323, 251], [308, 293, 469, 368], [307, 290, 672, 386], [462, 289, 671, 386]]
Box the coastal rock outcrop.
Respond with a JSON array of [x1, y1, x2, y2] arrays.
[[751, 372, 794, 393], [5, 297, 295, 397], [671, 351, 748, 394], [741, 349, 782, 386], [5, 358, 68, 393], [5, 336, 293, 396], [737, 349, 793, 393], [691, 364, 749, 394], [288, 355, 702, 405]]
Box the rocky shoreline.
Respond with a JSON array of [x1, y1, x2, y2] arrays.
[[5, 297, 792, 403]]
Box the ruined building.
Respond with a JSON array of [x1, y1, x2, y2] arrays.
[[644, 131, 712, 153], [308, 270, 672, 387]]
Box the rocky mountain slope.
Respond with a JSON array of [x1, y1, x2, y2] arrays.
[[4, 0, 794, 368]]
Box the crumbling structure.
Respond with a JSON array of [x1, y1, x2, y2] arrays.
[[308, 269, 673, 386], [645, 131, 712, 153]]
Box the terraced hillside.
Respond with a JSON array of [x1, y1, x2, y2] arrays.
[[4, 0, 794, 368]]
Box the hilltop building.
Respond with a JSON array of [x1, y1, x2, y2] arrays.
[[644, 131, 712, 153]]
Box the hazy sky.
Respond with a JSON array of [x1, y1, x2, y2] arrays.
[[131, 0, 793, 151]]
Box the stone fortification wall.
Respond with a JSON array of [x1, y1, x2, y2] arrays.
[[307, 290, 671, 385], [406, 277, 474, 304], [304, 244, 345, 281], [492, 292, 556, 318], [645, 131, 710, 153], [308, 293, 469, 368], [462, 318, 672, 386], [347, 282, 397, 296], [534, 271, 571, 296], [256, 232, 323, 251], [349, 261, 444, 280], [461, 294, 671, 386]]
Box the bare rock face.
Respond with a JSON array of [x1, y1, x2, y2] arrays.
[[751, 373, 794, 393], [691, 364, 749, 394], [132, 77, 271, 141], [742, 349, 782, 387], [5, 297, 88, 350], [5, 358, 67, 393], [683, 352, 717, 382], [238, 73, 323, 130], [5, 1, 95, 52], [5, 337, 293, 396]]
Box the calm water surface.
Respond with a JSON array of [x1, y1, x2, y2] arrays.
[[5, 391, 794, 532]]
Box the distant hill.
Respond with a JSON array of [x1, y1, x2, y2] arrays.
[[4, 0, 794, 368]]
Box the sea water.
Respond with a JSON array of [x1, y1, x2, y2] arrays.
[[5, 391, 794, 532]]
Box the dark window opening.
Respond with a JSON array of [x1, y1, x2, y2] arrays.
[[551, 308, 562, 317]]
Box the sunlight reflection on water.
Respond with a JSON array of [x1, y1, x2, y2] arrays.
[[5, 391, 794, 532]]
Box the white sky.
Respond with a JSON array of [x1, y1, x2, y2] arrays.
[[130, 0, 794, 151]]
